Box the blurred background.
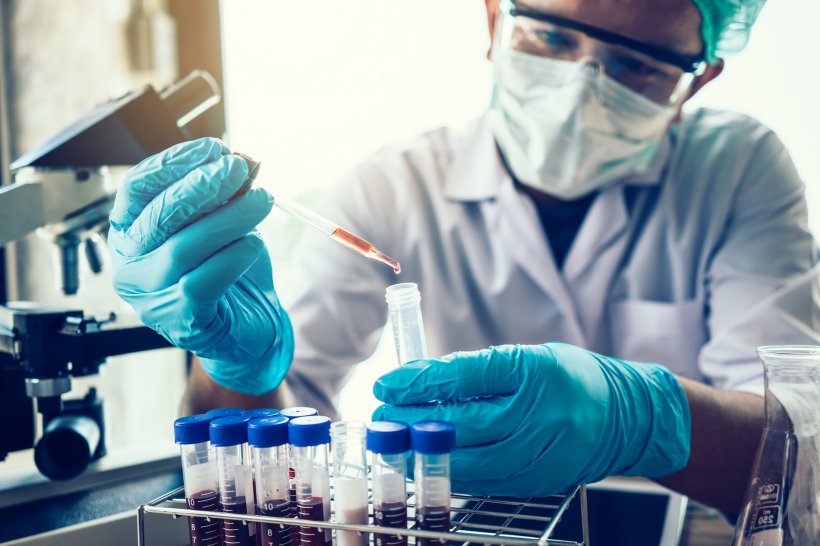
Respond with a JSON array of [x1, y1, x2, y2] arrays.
[[222, 0, 820, 423], [0, 1, 816, 543], [0, 0, 817, 494]]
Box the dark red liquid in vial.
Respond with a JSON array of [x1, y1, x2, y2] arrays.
[[417, 506, 450, 546], [289, 468, 299, 544], [221, 496, 253, 546], [374, 501, 408, 546], [187, 490, 222, 546], [257, 499, 292, 546], [298, 498, 331, 546]]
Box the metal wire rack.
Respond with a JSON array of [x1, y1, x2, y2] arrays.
[[138, 481, 588, 546]]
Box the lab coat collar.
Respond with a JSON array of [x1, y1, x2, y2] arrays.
[[443, 113, 673, 201], [619, 134, 672, 187], [444, 115, 509, 201]]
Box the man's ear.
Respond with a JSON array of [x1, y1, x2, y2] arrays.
[[486, 0, 499, 60], [674, 59, 725, 121], [688, 59, 725, 99]]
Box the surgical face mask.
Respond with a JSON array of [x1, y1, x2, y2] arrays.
[[489, 51, 678, 200]]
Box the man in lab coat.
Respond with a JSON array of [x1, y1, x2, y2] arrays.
[[109, 0, 816, 515]]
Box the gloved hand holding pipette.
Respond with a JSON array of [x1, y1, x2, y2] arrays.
[[109, 137, 400, 395], [108, 138, 293, 395]]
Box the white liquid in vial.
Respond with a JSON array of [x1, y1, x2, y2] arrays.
[[374, 473, 406, 505], [334, 476, 369, 546]]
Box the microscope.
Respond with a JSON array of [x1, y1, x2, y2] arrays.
[[0, 71, 222, 480]]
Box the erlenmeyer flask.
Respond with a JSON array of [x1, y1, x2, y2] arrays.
[[731, 346, 820, 545]]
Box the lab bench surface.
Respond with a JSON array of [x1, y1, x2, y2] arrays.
[[0, 446, 182, 543], [680, 502, 735, 545]]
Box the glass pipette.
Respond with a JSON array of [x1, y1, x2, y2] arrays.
[[273, 195, 401, 275], [229, 152, 400, 274]]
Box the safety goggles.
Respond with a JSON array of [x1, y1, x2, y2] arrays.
[[495, 0, 707, 105]]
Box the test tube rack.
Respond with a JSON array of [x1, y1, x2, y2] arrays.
[[138, 481, 589, 546]]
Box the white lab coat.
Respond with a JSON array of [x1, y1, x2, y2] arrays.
[[279, 108, 818, 417]]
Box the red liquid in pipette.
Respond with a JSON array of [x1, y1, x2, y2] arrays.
[[330, 228, 401, 274], [187, 490, 222, 546]]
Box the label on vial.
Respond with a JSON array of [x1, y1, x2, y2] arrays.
[[755, 484, 780, 505], [751, 506, 781, 532]]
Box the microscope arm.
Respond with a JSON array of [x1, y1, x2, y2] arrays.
[[80, 323, 173, 363], [0, 323, 15, 358], [0, 170, 114, 247], [0, 304, 172, 379], [0, 182, 47, 247]]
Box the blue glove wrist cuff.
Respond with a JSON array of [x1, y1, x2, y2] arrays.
[[619, 363, 691, 477], [200, 311, 295, 396]]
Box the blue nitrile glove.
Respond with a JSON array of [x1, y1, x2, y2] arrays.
[[108, 137, 294, 395], [373, 343, 690, 496]]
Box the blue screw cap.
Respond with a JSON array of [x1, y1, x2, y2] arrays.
[[206, 407, 245, 420], [288, 416, 331, 447], [244, 408, 281, 420], [410, 420, 455, 455], [248, 416, 290, 448], [210, 415, 252, 447], [280, 407, 318, 419], [367, 421, 411, 454], [174, 414, 212, 445]]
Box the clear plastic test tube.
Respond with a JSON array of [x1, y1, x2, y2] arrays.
[[411, 421, 455, 546], [281, 407, 319, 543], [289, 416, 332, 546], [175, 414, 222, 546], [211, 414, 256, 546], [249, 416, 292, 546], [331, 422, 369, 546], [246, 409, 281, 493], [367, 421, 411, 546], [385, 283, 428, 366]]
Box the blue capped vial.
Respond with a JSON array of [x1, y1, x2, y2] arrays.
[[411, 421, 455, 546], [368, 421, 412, 546], [289, 416, 332, 546], [210, 415, 255, 545], [206, 407, 245, 420], [244, 408, 281, 420], [249, 416, 291, 546], [175, 414, 221, 546]]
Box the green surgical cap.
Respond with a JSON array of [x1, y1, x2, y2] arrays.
[[691, 0, 767, 62]]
